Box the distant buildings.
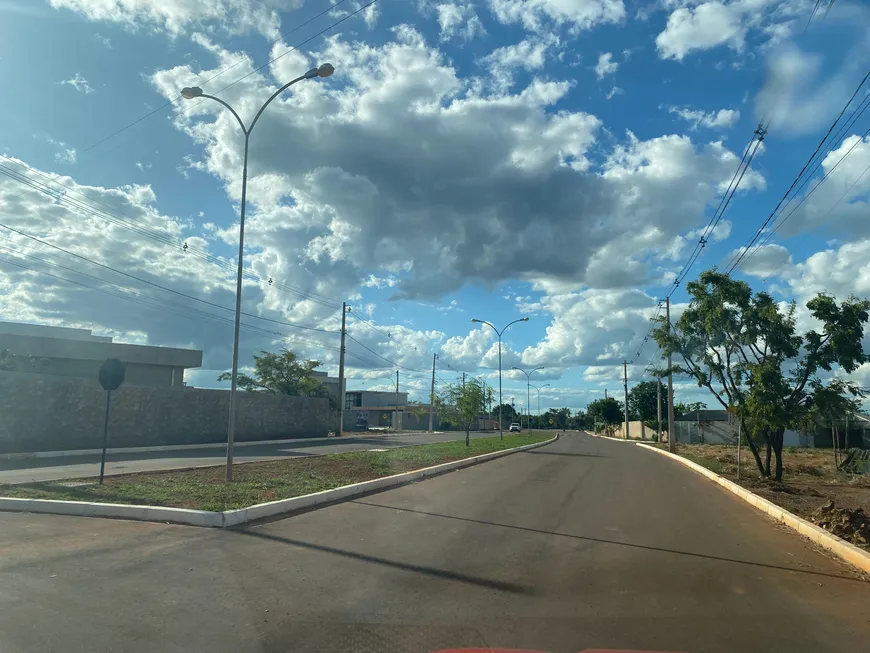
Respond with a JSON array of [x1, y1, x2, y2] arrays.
[[0, 321, 202, 387]]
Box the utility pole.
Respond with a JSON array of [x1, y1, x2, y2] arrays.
[[462, 372, 466, 389], [666, 296, 675, 452], [337, 302, 349, 437], [605, 389, 608, 400], [623, 359, 629, 440], [429, 353, 437, 432], [656, 373, 662, 442], [395, 370, 400, 432]]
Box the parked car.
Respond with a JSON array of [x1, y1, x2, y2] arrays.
[[509, 423, 521, 432]]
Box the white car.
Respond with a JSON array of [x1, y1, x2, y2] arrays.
[[509, 423, 522, 433]]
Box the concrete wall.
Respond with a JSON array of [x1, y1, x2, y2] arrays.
[[612, 420, 657, 440], [0, 371, 331, 453]]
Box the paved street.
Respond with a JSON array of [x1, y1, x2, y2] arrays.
[[0, 430, 500, 484], [1, 432, 868, 653]]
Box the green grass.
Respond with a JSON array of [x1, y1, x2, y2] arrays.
[[0, 433, 551, 512]]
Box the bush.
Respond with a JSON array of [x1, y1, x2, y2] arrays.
[[651, 433, 659, 442]]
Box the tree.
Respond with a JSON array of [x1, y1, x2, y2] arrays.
[[491, 403, 519, 425], [586, 397, 624, 426], [653, 269, 868, 481], [218, 349, 335, 408], [441, 379, 487, 446], [627, 381, 670, 422], [674, 401, 706, 417], [0, 349, 47, 372]]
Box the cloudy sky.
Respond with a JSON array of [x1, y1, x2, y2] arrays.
[[2, 0, 870, 413]]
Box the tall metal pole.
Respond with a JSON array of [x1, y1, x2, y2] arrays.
[[181, 65, 334, 482], [224, 133, 249, 481], [657, 374, 662, 442], [337, 302, 348, 437], [498, 333, 503, 439], [666, 296, 675, 452], [527, 376, 531, 432], [98, 390, 112, 485], [395, 370, 400, 431], [429, 353, 436, 432], [623, 359, 630, 440]]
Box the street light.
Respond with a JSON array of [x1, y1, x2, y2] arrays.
[[512, 366, 543, 432], [470, 317, 529, 439], [181, 63, 335, 481], [530, 383, 550, 428]]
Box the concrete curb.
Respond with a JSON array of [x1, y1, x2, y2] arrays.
[[0, 434, 558, 528], [584, 431, 637, 443], [0, 431, 446, 461], [636, 443, 870, 576]]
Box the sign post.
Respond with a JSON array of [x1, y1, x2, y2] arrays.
[[97, 358, 126, 484]]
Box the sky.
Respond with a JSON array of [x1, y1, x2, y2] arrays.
[[1, 0, 870, 415]]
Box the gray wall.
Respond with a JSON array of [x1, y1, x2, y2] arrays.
[[0, 371, 331, 453]]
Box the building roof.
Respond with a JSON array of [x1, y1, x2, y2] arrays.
[[0, 323, 202, 368], [675, 409, 729, 422]]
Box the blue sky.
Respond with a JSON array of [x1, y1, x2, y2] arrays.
[[2, 0, 870, 413]]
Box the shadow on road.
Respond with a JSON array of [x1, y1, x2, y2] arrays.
[[351, 500, 868, 584], [523, 451, 609, 458], [233, 528, 536, 595]]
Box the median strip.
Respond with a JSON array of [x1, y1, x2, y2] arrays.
[[0, 433, 556, 527]]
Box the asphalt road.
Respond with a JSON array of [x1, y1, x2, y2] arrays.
[[1, 433, 868, 653], [0, 430, 500, 484]]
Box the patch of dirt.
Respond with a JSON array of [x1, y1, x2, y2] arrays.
[[812, 500, 870, 547]]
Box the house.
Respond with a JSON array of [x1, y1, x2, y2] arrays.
[[0, 321, 202, 388]]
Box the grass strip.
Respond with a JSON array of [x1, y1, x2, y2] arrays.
[[1, 433, 551, 512]]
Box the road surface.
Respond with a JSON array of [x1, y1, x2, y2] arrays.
[[0, 430, 500, 484], [1, 432, 868, 653]]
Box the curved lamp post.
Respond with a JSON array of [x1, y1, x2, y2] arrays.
[[512, 366, 543, 432], [470, 317, 529, 439], [530, 383, 550, 429], [181, 63, 334, 481]]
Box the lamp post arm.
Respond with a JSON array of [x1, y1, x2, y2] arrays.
[[248, 74, 309, 134], [199, 94, 248, 135]]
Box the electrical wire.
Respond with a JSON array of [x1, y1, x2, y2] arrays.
[[0, 218, 339, 334], [0, 159, 342, 308], [81, 0, 366, 154], [727, 68, 870, 273]]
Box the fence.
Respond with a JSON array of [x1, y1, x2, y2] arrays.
[[0, 370, 332, 453]]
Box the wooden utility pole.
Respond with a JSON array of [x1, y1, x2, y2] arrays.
[[428, 353, 437, 432], [337, 302, 348, 437], [623, 359, 630, 440], [666, 296, 675, 452]]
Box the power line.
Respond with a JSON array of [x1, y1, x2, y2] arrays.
[[727, 68, 870, 273], [0, 219, 339, 334], [0, 159, 342, 308], [0, 249, 341, 353], [82, 0, 376, 155]]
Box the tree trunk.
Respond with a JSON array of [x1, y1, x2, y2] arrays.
[[764, 434, 772, 478], [741, 420, 766, 477], [465, 427, 470, 447], [772, 428, 784, 482]]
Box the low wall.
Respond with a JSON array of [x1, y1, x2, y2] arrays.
[[0, 371, 331, 453]]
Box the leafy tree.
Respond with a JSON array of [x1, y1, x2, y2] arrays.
[[653, 269, 869, 481], [628, 380, 670, 422], [441, 379, 487, 446], [0, 349, 47, 372], [218, 348, 335, 408], [674, 401, 707, 417], [491, 403, 519, 426], [570, 410, 590, 430], [586, 397, 624, 425]]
